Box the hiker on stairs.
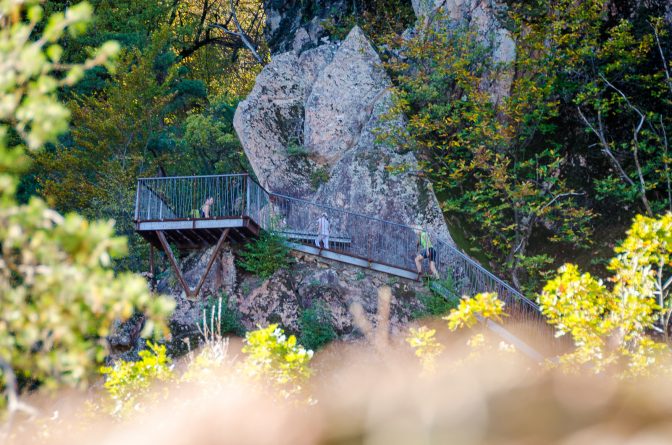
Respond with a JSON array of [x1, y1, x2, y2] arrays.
[[415, 225, 440, 280], [315, 212, 330, 250]]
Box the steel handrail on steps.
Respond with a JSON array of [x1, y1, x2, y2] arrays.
[[134, 173, 567, 356]]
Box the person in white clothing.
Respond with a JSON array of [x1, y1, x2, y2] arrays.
[[315, 212, 330, 250]]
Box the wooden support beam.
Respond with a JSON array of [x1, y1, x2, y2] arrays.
[[156, 230, 192, 298], [175, 229, 197, 248], [149, 244, 155, 289], [203, 229, 220, 243], [191, 230, 212, 246], [191, 229, 230, 299]]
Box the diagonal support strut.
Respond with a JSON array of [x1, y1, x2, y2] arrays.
[[157, 231, 192, 298], [155, 229, 230, 300], [191, 229, 230, 299]]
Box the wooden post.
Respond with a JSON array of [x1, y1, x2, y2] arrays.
[[149, 244, 155, 289], [156, 231, 192, 298]]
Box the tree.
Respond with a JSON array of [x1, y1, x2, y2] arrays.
[[575, 18, 672, 216], [385, 11, 595, 291], [0, 0, 173, 421], [237, 230, 291, 279], [32, 28, 208, 270], [539, 213, 672, 377]]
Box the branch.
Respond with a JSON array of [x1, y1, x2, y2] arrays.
[[537, 191, 586, 216], [209, 23, 263, 64], [650, 20, 672, 96], [660, 114, 672, 212], [207, 0, 264, 64], [0, 358, 38, 443], [600, 74, 652, 215], [577, 106, 635, 187]]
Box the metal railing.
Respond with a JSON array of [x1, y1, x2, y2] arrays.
[[135, 174, 248, 221], [134, 174, 567, 356]]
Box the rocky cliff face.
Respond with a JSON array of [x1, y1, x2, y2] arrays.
[[234, 26, 452, 246], [154, 246, 427, 350], [263, 0, 345, 54]]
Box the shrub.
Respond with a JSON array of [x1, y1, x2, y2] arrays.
[[415, 276, 461, 317], [237, 230, 291, 279], [444, 292, 506, 331], [299, 303, 337, 351], [287, 143, 308, 157], [99, 342, 173, 416], [0, 0, 173, 400], [406, 326, 443, 374], [310, 167, 330, 190], [240, 324, 313, 398], [539, 213, 672, 376]]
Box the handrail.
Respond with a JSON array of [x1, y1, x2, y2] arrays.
[[138, 173, 250, 180], [269, 191, 419, 229]]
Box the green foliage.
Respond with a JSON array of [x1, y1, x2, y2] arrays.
[[237, 230, 291, 279], [299, 303, 337, 351], [29, 1, 265, 271], [199, 294, 245, 337], [322, 0, 415, 45], [385, 13, 595, 290], [571, 16, 672, 216], [406, 326, 444, 374], [0, 201, 174, 389], [443, 293, 507, 332], [310, 167, 330, 190], [99, 342, 173, 416], [417, 277, 461, 317], [286, 143, 309, 158], [240, 324, 313, 398], [178, 96, 251, 175], [0, 0, 174, 396], [539, 213, 672, 377]]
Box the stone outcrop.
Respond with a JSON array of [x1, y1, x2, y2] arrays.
[[158, 248, 427, 341], [412, 0, 516, 103], [234, 26, 453, 247], [157, 244, 238, 342], [263, 0, 345, 54], [236, 251, 425, 337]]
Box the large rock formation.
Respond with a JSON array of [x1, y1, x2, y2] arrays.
[[234, 26, 452, 246]]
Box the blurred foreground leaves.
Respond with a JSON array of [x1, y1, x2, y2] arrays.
[[0, 0, 173, 401]]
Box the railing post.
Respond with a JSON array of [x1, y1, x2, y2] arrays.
[[245, 174, 251, 217], [191, 178, 196, 219], [134, 179, 141, 222]]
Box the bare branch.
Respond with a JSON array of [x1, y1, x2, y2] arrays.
[[650, 20, 672, 96], [600, 74, 652, 216], [538, 191, 585, 215], [207, 0, 264, 64], [577, 106, 635, 187], [660, 114, 672, 212], [0, 358, 38, 444]]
